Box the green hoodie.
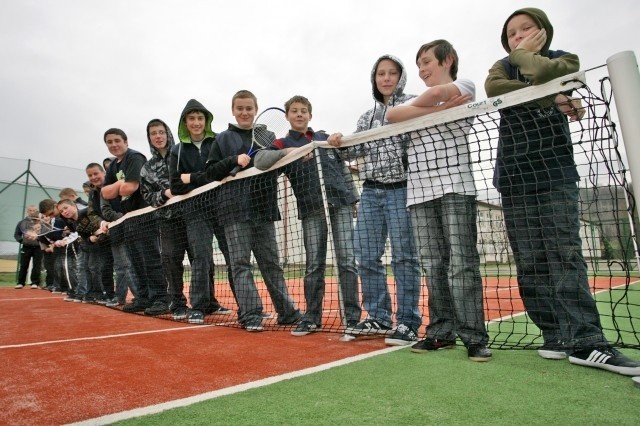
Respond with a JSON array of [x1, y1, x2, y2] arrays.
[[177, 98, 215, 143], [485, 7, 579, 98]]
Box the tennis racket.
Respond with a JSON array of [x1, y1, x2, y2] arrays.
[[229, 107, 289, 176], [20, 217, 66, 238]]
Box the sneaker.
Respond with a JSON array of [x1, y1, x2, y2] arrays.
[[72, 295, 83, 303], [207, 306, 232, 315], [411, 338, 456, 353], [245, 318, 264, 332], [122, 302, 148, 313], [538, 343, 568, 360], [144, 301, 170, 316], [51, 288, 63, 294], [95, 295, 109, 305], [261, 312, 273, 319], [105, 298, 123, 308], [15, 284, 24, 289], [291, 321, 320, 337], [568, 346, 640, 376], [172, 307, 188, 320], [468, 344, 492, 362], [348, 319, 392, 336], [30, 284, 38, 289], [187, 309, 205, 324], [277, 310, 303, 325], [385, 324, 418, 346], [345, 320, 359, 333], [64, 294, 79, 302]]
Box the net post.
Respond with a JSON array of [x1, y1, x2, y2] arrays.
[[607, 51, 640, 270]]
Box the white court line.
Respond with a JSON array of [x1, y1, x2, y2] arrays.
[[68, 344, 406, 426], [0, 296, 67, 302], [0, 324, 215, 350]]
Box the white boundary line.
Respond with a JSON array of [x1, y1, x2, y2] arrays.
[[68, 344, 406, 426], [0, 325, 213, 350]]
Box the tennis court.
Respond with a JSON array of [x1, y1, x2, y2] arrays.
[[1, 274, 637, 424]]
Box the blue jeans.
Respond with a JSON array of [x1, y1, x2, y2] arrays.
[[109, 225, 141, 304], [410, 193, 488, 346], [502, 183, 606, 350], [301, 206, 361, 325], [225, 221, 299, 325], [355, 185, 421, 329]]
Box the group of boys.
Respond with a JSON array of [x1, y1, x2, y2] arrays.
[[15, 7, 640, 377]]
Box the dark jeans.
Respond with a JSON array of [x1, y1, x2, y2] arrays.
[[502, 183, 606, 350], [43, 251, 55, 287], [17, 244, 42, 285]]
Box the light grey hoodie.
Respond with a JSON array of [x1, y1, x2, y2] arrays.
[[341, 54, 416, 184]]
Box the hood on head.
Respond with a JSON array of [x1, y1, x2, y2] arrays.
[[177, 98, 215, 143], [370, 54, 408, 105], [146, 118, 175, 158], [501, 7, 553, 55]]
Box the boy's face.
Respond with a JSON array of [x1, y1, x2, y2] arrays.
[[233, 97, 257, 129], [417, 47, 451, 87], [42, 207, 59, 219], [148, 124, 167, 151], [104, 133, 128, 160], [286, 102, 312, 133], [58, 203, 77, 219], [506, 14, 540, 52], [375, 59, 401, 99], [86, 166, 105, 187], [185, 111, 206, 140], [26, 206, 39, 218]]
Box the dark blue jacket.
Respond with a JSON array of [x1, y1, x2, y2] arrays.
[[273, 129, 358, 219]]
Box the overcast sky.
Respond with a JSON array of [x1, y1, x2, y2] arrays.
[[0, 0, 638, 176]]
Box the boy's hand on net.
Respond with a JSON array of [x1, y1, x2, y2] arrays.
[[327, 133, 343, 147], [436, 94, 471, 112], [555, 94, 586, 121], [517, 28, 546, 53]]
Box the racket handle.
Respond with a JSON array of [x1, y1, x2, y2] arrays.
[[229, 164, 243, 177]]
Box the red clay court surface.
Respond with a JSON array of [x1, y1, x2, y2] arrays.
[[0, 276, 631, 425]]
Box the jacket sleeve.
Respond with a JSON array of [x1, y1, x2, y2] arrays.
[[14, 222, 23, 243], [100, 196, 123, 222], [198, 141, 238, 184], [510, 49, 580, 86], [169, 145, 193, 196], [485, 59, 529, 97], [140, 165, 166, 208]]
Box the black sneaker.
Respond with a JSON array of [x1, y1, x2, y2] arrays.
[[245, 317, 264, 332], [345, 320, 359, 334], [291, 321, 320, 337], [568, 346, 640, 376], [187, 309, 205, 324], [411, 338, 456, 353], [277, 310, 302, 325], [538, 342, 568, 360], [122, 302, 148, 313], [144, 301, 170, 316], [172, 307, 188, 320], [207, 306, 232, 315], [468, 345, 492, 362], [105, 297, 123, 308], [82, 295, 98, 304], [348, 319, 392, 336], [385, 324, 418, 346]]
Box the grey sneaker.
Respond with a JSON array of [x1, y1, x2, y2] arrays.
[[187, 309, 205, 325], [385, 324, 418, 346], [348, 319, 392, 336], [291, 321, 320, 337]]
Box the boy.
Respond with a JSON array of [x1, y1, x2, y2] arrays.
[[327, 55, 422, 345], [59, 187, 88, 209], [38, 199, 71, 296], [14, 205, 43, 289], [169, 100, 233, 324], [485, 7, 640, 375], [254, 95, 361, 336], [84, 163, 115, 304], [101, 128, 165, 313], [200, 90, 301, 331], [387, 39, 491, 361]]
